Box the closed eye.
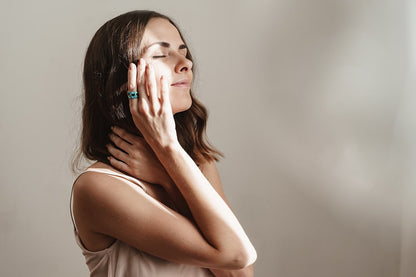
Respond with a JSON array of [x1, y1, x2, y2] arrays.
[[152, 55, 166, 59], [179, 45, 188, 56]]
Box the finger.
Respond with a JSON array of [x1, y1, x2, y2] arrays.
[[112, 126, 145, 146], [127, 63, 139, 111], [160, 75, 171, 110], [146, 64, 159, 112], [109, 132, 132, 152], [107, 156, 132, 175], [137, 58, 150, 113], [138, 59, 147, 96], [107, 143, 130, 163], [128, 63, 137, 92]]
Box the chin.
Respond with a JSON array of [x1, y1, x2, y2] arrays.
[[172, 98, 192, 114]]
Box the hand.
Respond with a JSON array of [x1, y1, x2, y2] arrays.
[[127, 59, 178, 152], [107, 126, 172, 187]]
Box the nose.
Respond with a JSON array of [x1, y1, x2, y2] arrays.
[[175, 55, 193, 73]]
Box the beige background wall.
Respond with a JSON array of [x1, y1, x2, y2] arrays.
[[0, 0, 415, 276]]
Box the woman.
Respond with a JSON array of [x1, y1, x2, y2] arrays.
[[71, 10, 257, 277]]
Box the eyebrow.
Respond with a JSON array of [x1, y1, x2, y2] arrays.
[[143, 41, 187, 52]]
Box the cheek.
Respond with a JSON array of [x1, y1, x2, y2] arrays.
[[149, 62, 171, 82]]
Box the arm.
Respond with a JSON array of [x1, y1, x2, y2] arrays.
[[107, 131, 255, 276], [107, 127, 255, 276], [107, 129, 192, 219], [199, 162, 255, 277], [153, 142, 254, 269], [77, 60, 256, 269]]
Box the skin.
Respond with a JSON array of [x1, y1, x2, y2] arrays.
[[107, 127, 255, 277], [139, 17, 193, 114], [73, 18, 256, 276]]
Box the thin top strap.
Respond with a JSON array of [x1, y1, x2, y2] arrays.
[[83, 168, 147, 192]]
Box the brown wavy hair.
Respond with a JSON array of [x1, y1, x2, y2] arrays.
[[76, 10, 221, 169]]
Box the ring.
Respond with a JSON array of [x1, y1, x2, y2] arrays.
[[128, 91, 139, 99]]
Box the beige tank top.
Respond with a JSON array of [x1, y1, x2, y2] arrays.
[[71, 168, 213, 277]]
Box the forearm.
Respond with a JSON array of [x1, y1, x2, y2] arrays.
[[154, 142, 256, 268], [163, 179, 194, 220], [210, 264, 254, 277]]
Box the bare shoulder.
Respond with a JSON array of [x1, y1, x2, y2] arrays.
[[73, 164, 149, 221], [72, 164, 149, 251], [74, 167, 126, 198], [73, 163, 145, 203], [74, 168, 124, 213]]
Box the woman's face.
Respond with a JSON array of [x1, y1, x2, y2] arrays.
[[140, 17, 193, 114]]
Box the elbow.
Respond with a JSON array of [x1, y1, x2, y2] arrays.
[[222, 247, 257, 270]]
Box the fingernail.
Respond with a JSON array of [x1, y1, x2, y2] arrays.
[[129, 63, 133, 70]]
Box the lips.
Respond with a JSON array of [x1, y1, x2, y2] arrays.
[[171, 79, 191, 87]]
